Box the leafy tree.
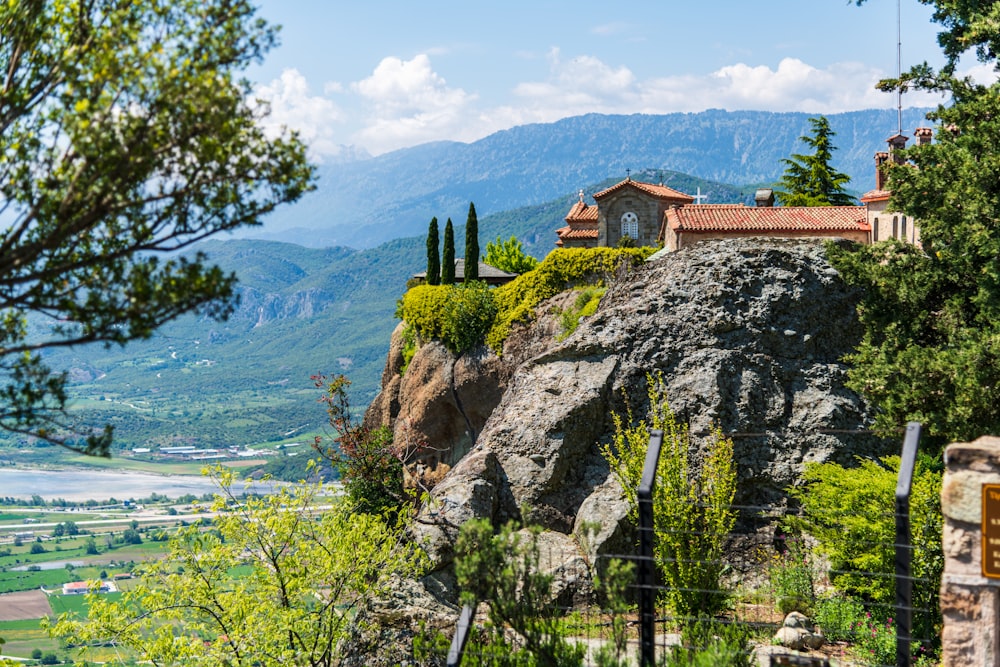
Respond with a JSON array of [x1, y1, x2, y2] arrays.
[[425, 217, 440, 285], [774, 116, 854, 206], [602, 373, 737, 618], [0, 0, 313, 455], [442, 218, 456, 285], [483, 235, 539, 274], [832, 1, 1000, 442], [464, 202, 480, 281], [48, 470, 425, 666]]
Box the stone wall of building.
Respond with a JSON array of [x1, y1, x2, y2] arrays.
[[597, 189, 664, 247], [941, 436, 1000, 665]]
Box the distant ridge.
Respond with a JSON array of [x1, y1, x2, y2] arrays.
[[254, 108, 934, 249]]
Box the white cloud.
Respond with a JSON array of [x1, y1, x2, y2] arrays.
[[255, 69, 347, 161], [350, 54, 479, 153]]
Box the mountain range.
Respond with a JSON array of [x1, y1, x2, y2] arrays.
[[248, 107, 933, 249], [28, 107, 933, 451]]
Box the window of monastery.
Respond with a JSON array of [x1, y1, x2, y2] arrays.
[[901, 216, 907, 240], [873, 217, 879, 242], [893, 216, 898, 239]]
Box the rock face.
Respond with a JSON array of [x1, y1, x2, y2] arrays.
[[369, 238, 889, 591]]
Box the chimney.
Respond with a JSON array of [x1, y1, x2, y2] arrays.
[[874, 151, 889, 190], [915, 127, 933, 146], [755, 188, 775, 207], [888, 133, 908, 165]]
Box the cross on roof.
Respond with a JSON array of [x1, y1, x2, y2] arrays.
[[694, 187, 708, 204]]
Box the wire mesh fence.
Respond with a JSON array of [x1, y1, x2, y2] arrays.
[[428, 424, 937, 667]]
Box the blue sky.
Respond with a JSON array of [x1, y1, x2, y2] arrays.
[[248, 1, 974, 160]]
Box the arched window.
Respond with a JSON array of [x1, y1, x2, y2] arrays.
[[873, 217, 879, 242], [620, 211, 639, 240], [892, 216, 899, 239], [901, 216, 907, 240]]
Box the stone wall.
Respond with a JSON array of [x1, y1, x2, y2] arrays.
[[941, 436, 1000, 665]]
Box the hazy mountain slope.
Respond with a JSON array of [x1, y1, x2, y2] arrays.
[[255, 108, 931, 248]]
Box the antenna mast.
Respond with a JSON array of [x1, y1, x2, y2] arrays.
[[897, 0, 903, 135]]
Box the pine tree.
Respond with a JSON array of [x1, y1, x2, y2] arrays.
[[425, 217, 440, 285], [442, 218, 456, 285], [465, 202, 480, 281], [774, 116, 854, 207]]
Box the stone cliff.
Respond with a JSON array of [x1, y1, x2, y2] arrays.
[[364, 237, 889, 591]]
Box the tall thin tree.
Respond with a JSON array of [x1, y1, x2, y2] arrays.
[[426, 217, 440, 285], [442, 218, 456, 284], [464, 202, 480, 282]]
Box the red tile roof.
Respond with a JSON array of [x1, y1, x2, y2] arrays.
[[860, 189, 891, 202], [565, 201, 599, 222], [593, 178, 693, 202], [556, 225, 598, 240], [666, 205, 870, 232]]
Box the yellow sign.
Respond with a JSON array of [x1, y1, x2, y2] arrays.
[[983, 484, 1000, 578]]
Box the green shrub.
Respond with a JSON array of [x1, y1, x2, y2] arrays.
[[556, 286, 605, 340], [662, 618, 752, 667], [813, 594, 865, 642], [454, 518, 587, 666], [787, 454, 942, 644], [397, 281, 497, 354], [767, 533, 815, 614], [602, 373, 737, 618], [399, 324, 417, 375], [488, 246, 650, 351]]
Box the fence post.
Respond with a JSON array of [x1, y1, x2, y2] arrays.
[[895, 421, 920, 667], [446, 603, 474, 667], [638, 429, 663, 667]]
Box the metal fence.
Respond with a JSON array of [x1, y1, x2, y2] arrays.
[[438, 422, 934, 667]]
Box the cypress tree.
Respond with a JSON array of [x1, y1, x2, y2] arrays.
[[425, 217, 440, 285], [464, 202, 479, 282], [442, 218, 456, 284]]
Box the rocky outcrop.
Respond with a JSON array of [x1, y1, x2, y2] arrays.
[[369, 238, 888, 598], [365, 325, 507, 467]]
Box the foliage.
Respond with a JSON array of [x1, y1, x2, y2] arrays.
[[397, 282, 498, 354], [488, 246, 651, 352], [774, 116, 854, 206], [399, 324, 418, 376], [464, 203, 480, 281], [767, 533, 815, 615], [602, 373, 737, 618], [442, 218, 456, 284], [453, 518, 587, 666], [787, 455, 943, 647], [813, 594, 866, 642], [484, 235, 539, 274], [48, 469, 425, 666], [661, 618, 752, 667], [831, 1, 1000, 443], [555, 287, 605, 340], [426, 218, 440, 285], [0, 0, 313, 455], [312, 375, 410, 517], [852, 612, 897, 666]]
